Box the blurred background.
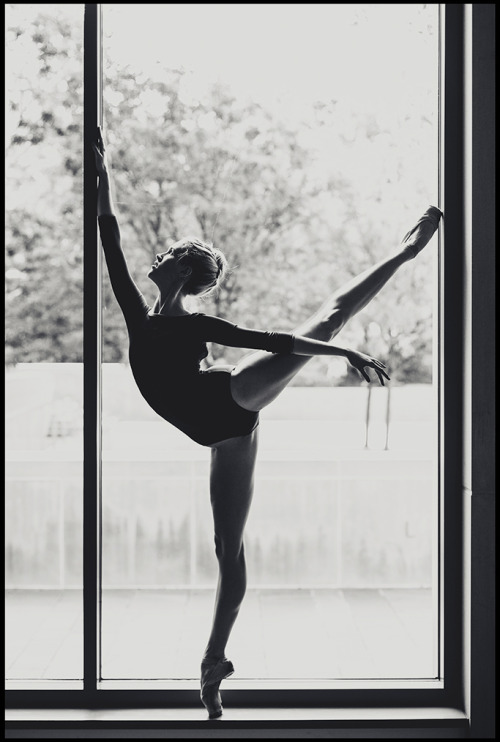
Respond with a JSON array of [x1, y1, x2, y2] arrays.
[[5, 3, 439, 682]]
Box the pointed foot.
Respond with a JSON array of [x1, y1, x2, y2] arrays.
[[200, 658, 234, 720], [401, 205, 443, 258]]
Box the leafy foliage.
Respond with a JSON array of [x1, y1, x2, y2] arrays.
[[5, 4, 435, 384]]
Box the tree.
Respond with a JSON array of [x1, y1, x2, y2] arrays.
[[101, 61, 333, 365], [5, 4, 84, 363], [5, 4, 436, 393]]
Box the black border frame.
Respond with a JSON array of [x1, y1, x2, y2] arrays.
[[6, 3, 486, 728]]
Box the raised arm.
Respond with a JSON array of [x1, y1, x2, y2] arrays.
[[92, 129, 149, 327], [93, 128, 115, 218]]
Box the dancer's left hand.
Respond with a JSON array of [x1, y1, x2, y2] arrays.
[[345, 349, 390, 386]]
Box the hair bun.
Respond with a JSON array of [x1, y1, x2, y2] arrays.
[[215, 254, 223, 277]]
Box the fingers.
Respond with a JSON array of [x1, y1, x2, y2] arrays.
[[368, 358, 390, 384], [373, 366, 390, 385], [374, 367, 391, 385], [360, 364, 391, 386], [94, 127, 105, 152], [91, 141, 105, 160], [349, 352, 390, 385]]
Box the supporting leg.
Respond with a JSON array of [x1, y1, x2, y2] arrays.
[[203, 429, 258, 659], [200, 428, 259, 717]]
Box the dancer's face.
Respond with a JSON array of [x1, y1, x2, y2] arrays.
[[147, 244, 191, 289]]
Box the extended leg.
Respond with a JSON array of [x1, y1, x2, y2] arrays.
[[230, 206, 441, 411]]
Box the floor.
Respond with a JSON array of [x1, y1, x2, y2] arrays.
[[5, 587, 435, 682]]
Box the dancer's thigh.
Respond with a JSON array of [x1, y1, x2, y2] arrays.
[[229, 310, 344, 412], [209, 428, 259, 549]]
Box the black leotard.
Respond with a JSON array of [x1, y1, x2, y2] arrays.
[[98, 215, 295, 446]]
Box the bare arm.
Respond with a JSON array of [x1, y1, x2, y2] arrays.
[[292, 335, 390, 384], [194, 315, 390, 385], [291, 335, 389, 384], [291, 335, 348, 358], [96, 171, 115, 217], [92, 129, 149, 326], [92, 128, 116, 216]]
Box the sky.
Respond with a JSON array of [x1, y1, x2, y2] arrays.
[[103, 3, 438, 123], [101, 3, 439, 217]]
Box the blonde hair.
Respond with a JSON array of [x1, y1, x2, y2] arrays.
[[174, 238, 228, 297]]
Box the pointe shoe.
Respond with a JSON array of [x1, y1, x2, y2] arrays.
[[401, 205, 443, 258], [200, 658, 234, 719]]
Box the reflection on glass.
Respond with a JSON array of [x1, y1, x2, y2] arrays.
[[5, 4, 84, 683], [101, 3, 438, 681]]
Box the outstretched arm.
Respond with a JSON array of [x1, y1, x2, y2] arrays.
[[92, 129, 149, 326], [194, 314, 390, 385], [291, 335, 390, 385]]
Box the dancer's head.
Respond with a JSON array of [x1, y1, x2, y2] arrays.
[[148, 238, 228, 297]]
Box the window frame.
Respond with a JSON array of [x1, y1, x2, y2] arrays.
[[6, 3, 494, 734]]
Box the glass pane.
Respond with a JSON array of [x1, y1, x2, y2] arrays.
[[101, 3, 439, 682], [5, 4, 84, 683]]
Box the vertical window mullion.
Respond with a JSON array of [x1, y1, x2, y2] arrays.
[[440, 3, 466, 705], [83, 3, 102, 692]]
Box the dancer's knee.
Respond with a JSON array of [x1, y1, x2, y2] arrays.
[[305, 307, 345, 341], [214, 534, 245, 562], [325, 306, 345, 335], [214, 537, 247, 604]]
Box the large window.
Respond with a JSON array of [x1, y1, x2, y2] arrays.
[[5, 0, 439, 687], [5, 3, 84, 685], [99, 3, 439, 684]]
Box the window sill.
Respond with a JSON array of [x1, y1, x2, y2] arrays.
[[6, 706, 470, 739]]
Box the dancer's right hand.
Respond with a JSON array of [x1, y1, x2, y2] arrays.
[[91, 126, 109, 176], [345, 349, 390, 386]]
